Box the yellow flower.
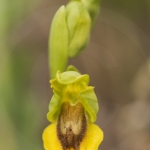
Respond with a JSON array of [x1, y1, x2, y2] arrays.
[[43, 71, 103, 150]]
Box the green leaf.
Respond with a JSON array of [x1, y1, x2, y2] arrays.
[[49, 5, 69, 79]]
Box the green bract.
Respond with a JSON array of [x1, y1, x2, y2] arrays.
[[47, 71, 99, 123], [49, 6, 68, 78]]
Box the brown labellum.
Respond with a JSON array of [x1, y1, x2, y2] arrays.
[[57, 102, 87, 150]]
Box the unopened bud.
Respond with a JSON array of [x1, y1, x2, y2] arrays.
[[66, 1, 91, 57]]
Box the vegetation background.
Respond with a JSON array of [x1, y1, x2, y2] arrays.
[[0, 0, 150, 149]]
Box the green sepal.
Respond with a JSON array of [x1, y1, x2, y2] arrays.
[[80, 87, 99, 122], [66, 65, 80, 72], [47, 94, 61, 122], [66, 1, 91, 57], [49, 5, 69, 79], [56, 71, 89, 85], [47, 71, 99, 123]]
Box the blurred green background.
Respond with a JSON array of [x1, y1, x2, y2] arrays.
[[1, 0, 150, 150]]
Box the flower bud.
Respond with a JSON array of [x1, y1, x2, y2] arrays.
[[66, 1, 91, 57], [81, 0, 100, 25]]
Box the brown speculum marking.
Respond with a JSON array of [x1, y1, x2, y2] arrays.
[[57, 102, 87, 150]]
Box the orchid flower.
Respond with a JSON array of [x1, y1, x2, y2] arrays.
[[43, 71, 103, 150]]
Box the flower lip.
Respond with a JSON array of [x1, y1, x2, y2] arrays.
[[56, 70, 89, 85]]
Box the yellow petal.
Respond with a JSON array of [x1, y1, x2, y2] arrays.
[[80, 123, 103, 150], [42, 122, 62, 150], [43, 122, 103, 150]]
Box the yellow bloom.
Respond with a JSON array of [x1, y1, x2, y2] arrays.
[[43, 71, 104, 150]]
